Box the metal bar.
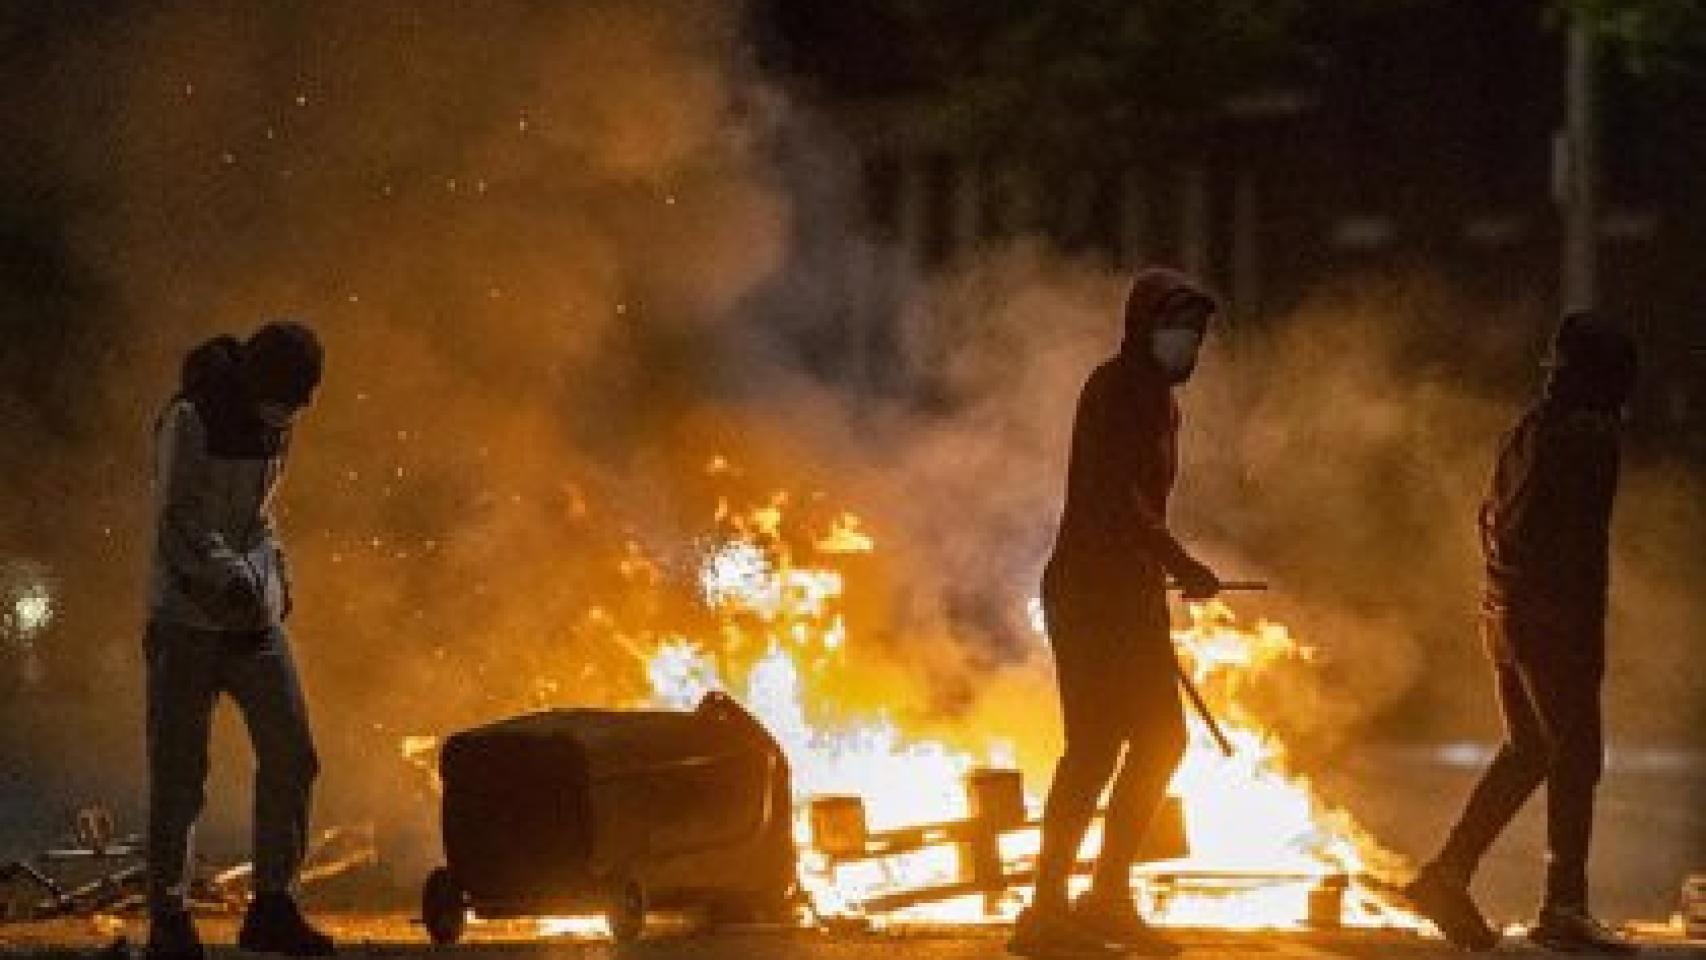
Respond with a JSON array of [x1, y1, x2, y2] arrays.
[[830, 796, 1186, 863], [833, 813, 1053, 861], [856, 863, 1344, 914], [1165, 580, 1269, 593], [1173, 660, 1235, 757], [60, 864, 145, 913], [0, 860, 71, 911], [40, 846, 144, 861], [857, 863, 1061, 914], [1144, 869, 1347, 884], [852, 819, 984, 857]]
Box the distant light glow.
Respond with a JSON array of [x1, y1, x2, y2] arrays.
[[14, 592, 51, 636], [1, 559, 55, 645]]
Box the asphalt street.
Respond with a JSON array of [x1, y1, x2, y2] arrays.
[[1, 916, 1703, 960]]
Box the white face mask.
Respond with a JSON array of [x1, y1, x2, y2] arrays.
[[1151, 327, 1204, 382], [254, 400, 300, 428]]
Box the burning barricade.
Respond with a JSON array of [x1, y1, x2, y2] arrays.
[[401, 469, 1428, 941]]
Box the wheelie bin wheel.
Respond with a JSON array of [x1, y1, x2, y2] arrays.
[[422, 866, 467, 946]]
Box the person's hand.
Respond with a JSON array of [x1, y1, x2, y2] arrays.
[[1173, 556, 1221, 601], [216, 574, 267, 621]]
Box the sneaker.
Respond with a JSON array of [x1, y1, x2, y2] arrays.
[[1072, 892, 1180, 957], [145, 910, 207, 960], [237, 894, 337, 956], [1401, 865, 1499, 951], [1527, 905, 1639, 954], [1007, 904, 1129, 958]]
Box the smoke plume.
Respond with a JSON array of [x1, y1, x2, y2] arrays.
[[0, 1, 1700, 906]]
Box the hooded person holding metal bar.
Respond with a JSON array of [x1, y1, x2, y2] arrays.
[[1403, 311, 1639, 955], [1010, 268, 1222, 959]]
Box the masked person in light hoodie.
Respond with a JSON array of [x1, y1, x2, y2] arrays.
[[144, 321, 335, 960], [1404, 312, 1639, 955], [1010, 268, 1222, 959]]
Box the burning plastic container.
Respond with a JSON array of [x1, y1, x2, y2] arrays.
[[421, 692, 796, 944]]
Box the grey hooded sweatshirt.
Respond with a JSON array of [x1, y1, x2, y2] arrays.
[[148, 330, 318, 632]]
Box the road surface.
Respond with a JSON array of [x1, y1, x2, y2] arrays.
[[1, 915, 1702, 960]]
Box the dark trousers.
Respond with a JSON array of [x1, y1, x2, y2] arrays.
[[1032, 584, 1185, 910], [145, 620, 320, 914], [1433, 613, 1604, 910]]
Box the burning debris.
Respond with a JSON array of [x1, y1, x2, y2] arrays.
[[404, 466, 1428, 940], [773, 599, 1425, 931]]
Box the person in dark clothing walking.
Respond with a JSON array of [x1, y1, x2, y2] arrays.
[[144, 321, 336, 960], [1404, 311, 1638, 955], [1009, 268, 1222, 959]]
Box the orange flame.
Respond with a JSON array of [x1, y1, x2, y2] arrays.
[[406, 466, 1429, 937]]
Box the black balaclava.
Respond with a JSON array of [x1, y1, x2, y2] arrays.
[[241, 320, 324, 409], [1544, 310, 1637, 413], [174, 320, 321, 457]]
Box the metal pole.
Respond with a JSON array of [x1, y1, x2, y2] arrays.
[[1173, 659, 1236, 757], [1166, 579, 1269, 593], [1562, 17, 1598, 313]]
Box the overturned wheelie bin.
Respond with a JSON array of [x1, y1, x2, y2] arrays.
[[421, 692, 797, 945]]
